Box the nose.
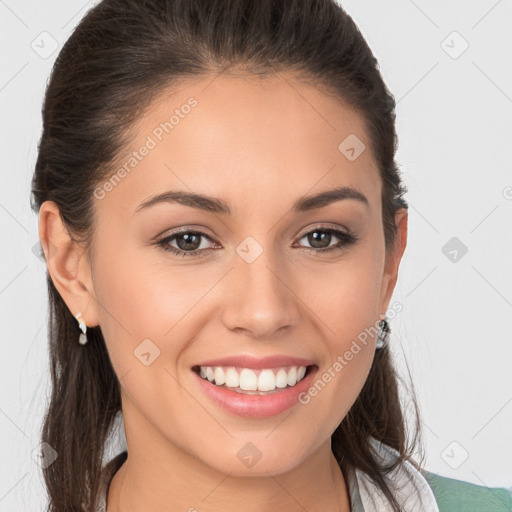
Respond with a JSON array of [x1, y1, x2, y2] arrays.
[[221, 252, 301, 339]]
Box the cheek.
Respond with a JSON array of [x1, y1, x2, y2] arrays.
[[295, 246, 382, 426], [305, 244, 384, 340], [297, 303, 377, 444], [91, 239, 224, 369]]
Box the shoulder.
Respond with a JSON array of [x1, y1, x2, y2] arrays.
[[421, 469, 512, 512]]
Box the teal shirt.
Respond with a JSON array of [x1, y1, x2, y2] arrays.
[[347, 464, 512, 512], [421, 469, 512, 512]]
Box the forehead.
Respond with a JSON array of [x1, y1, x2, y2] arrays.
[[98, 71, 381, 217]]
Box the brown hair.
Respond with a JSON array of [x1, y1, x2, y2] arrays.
[[30, 1, 422, 510]]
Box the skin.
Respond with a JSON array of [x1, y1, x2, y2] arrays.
[[39, 71, 407, 512]]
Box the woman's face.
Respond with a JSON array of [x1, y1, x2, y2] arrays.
[[49, 72, 407, 477]]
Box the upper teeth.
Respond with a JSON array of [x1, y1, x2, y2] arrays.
[[199, 365, 308, 391]]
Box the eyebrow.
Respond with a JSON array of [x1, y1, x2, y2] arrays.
[[134, 185, 369, 216]]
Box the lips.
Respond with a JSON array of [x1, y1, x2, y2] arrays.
[[192, 363, 320, 417], [192, 354, 316, 370]]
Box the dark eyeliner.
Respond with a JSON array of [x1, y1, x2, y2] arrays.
[[156, 226, 358, 257]]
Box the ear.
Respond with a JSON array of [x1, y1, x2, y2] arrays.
[[378, 208, 408, 317], [38, 200, 100, 329]]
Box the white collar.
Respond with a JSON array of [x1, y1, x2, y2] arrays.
[[345, 437, 439, 512]]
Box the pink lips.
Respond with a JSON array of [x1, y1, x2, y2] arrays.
[[194, 354, 315, 370], [192, 364, 319, 418]]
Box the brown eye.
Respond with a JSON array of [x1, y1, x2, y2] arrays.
[[296, 227, 357, 253], [174, 232, 202, 251], [157, 230, 216, 257], [156, 226, 358, 258]]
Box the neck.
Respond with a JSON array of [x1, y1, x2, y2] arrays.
[[107, 444, 351, 512], [106, 396, 352, 512]]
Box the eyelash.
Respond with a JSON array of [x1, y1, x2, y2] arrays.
[[156, 226, 358, 258]]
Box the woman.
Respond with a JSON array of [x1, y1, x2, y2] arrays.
[[31, 0, 512, 510]]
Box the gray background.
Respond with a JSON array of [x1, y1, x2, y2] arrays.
[[1, 0, 511, 509]]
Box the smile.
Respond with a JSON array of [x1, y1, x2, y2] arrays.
[[193, 365, 310, 393], [191, 364, 319, 418]]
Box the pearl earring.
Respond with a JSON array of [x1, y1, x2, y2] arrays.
[[75, 312, 88, 345], [376, 317, 390, 350]]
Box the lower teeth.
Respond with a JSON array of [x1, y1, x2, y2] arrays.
[[211, 382, 292, 395]]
